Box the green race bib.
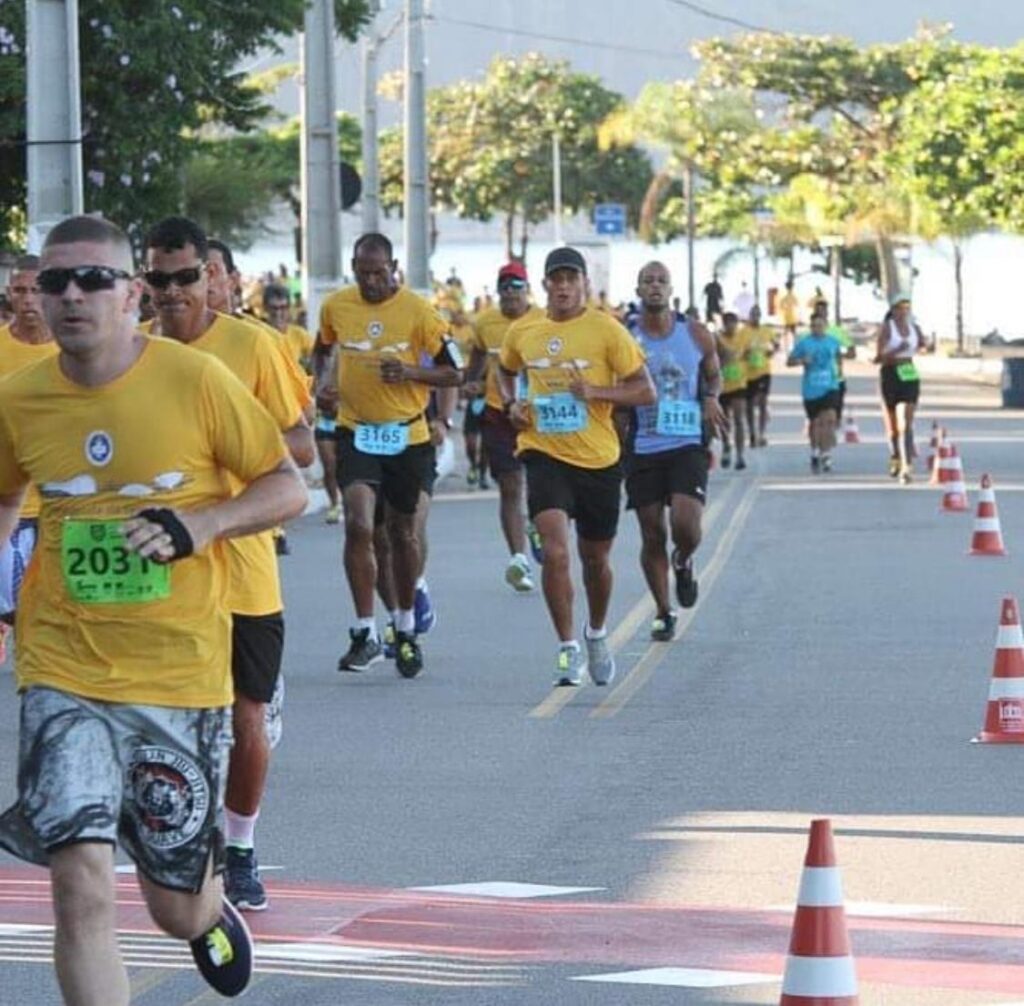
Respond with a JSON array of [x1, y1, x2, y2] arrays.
[[61, 518, 170, 605], [896, 361, 919, 382], [722, 362, 743, 384], [749, 350, 766, 369]]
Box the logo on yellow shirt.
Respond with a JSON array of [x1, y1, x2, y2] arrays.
[[85, 430, 114, 467], [367, 321, 384, 339], [547, 337, 563, 355]]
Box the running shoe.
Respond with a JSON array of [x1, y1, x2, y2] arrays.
[[899, 466, 913, 485], [888, 455, 900, 478], [324, 504, 341, 525], [224, 847, 268, 913], [382, 619, 397, 659], [821, 454, 833, 473], [526, 522, 545, 565], [414, 584, 436, 634], [479, 473, 490, 490], [810, 455, 821, 474], [395, 631, 424, 679], [585, 634, 616, 687], [721, 451, 732, 469], [758, 436, 768, 447], [337, 628, 384, 672], [651, 611, 678, 642], [467, 466, 479, 486], [504, 554, 535, 593], [264, 673, 284, 750], [735, 457, 747, 471], [189, 897, 254, 997], [554, 644, 585, 687], [672, 550, 698, 609]]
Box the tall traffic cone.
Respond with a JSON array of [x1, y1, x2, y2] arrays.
[[973, 597, 1024, 743], [930, 429, 949, 485], [939, 441, 969, 512], [842, 411, 860, 445], [926, 421, 943, 475], [780, 819, 858, 1005], [968, 475, 1008, 556]]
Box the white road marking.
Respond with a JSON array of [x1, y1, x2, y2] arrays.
[[408, 882, 603, 898], [573, 966, 779, 988], [258, 942, 416, 963]]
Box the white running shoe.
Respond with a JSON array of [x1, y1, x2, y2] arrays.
[[504, 554, 535, 593], [585, 634, 616, 687], [554, 644, 585, 687]]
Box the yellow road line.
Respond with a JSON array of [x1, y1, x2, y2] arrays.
[[527, 478, 741, 719], [590, 477, 760, 719]]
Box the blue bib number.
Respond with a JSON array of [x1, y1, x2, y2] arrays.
[[469, 397, 486, 416], [656, 399, 701, 438], [354, 422, 408, 456], [533, 393, 587, 434], [315, 416, 336, 434], [807, 369, 833, 393]]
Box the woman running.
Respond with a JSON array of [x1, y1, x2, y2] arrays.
[[874, 294, 930, 484], [788, 314, 843, 473]]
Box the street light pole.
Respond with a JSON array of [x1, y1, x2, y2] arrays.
[[300, 0, 343, 328], [403, 0, 430, 290], [361, 31, 380, 234], [685, 160, 696, 310], [552, 133, 563, 247], [26, 0, 83, 250]]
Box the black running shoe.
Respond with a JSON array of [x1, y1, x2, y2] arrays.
[[735, 457, 747, 471], [810, 455, 821, 473], [672, 551, 698, 609], [224, 847, 268, 912], [395, 631, 424, 679], [651, 611, 678, 642], [190, 897, 253, 997], [337, 628, 384, 672]]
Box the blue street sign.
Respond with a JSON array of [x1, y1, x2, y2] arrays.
[[593, 203, 627, 236]]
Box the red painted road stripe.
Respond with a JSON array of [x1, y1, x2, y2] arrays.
[[1, 868, 1023, 993]]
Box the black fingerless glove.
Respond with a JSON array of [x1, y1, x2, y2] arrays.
[[136, 507, 194, 561]]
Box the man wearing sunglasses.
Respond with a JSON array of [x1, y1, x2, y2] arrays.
[[315, 232, 463, 680], [0, 255, 58, 655], [466, 262, 545, 594], [144, 217, 314, 918], [0, 214, 308, 1002]]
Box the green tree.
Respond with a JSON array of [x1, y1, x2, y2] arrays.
[[0, 0, 370, 250], [378, 54, 652, 260]]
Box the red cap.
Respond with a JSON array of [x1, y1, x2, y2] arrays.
[[498, 261, 528, 283]]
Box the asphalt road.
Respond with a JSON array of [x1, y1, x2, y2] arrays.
[[2, 369, 1024, 1004]]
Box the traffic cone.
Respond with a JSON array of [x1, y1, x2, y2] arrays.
[[939, 441, 968, 512], [968, 475, 1007, 556], [973, 597, 1024, 744], [780, 819, 858, 1005], [842, 411, 860, 445], [926, 421, 942, 473]]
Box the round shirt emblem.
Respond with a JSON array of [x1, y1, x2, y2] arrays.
[[367, 321, 384, 340], [84, 430, 113, 467], [128, 746, 210, 850], [546, 337, 563, 356]]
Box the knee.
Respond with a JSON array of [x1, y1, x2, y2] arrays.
[[51, 849, 116, 932], [542, 539, 570, 572], [344, 516, 374, 547], [640, 524, 667, 554], [387, 515, 418, 548], [147, 893, 212, 942]]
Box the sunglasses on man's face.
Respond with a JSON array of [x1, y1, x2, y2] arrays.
[[37, 266, 132, 295], [498, 279, 527, 292], [143, 266, 205, 290]]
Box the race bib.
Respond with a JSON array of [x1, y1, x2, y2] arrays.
[[722, 362, 743, 384], [469, 397, 486, 417], [896, 361, 919, 382], [807, 369, 833, 392], [656, 399, 702, 438], [533, 393, 587, 434], [354, 421, 409, 456], [61, 518, 170, 605], [315, 415, 336, 434], [748, 350, 766, 369]]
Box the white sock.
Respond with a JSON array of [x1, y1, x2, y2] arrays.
[[396, 608, 415, 633], [559, 639, 581, 651], [585, 624, 608, 640], [225, 808, 258, 850], [415, 576, 428, 591], [511, 552, 528, 565], [356, 616, 377, 638]]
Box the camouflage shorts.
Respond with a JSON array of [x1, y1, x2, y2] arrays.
[[0, 687, 231, 893]]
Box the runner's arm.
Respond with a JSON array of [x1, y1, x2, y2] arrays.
[[284, 419, 315, 468], [464, 345, 488, 397], [0, 489, 26, 548], [571, 364, 656, 407]]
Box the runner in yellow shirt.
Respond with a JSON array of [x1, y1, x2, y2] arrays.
[[467, 261, 545, 592], [778, 278, 799, 351], [716, 312, 751, 470], [144, 217, 314, 915], [0, 214, 307, 1001], [263, 283, 314, 370], [741, 305, 778, 448], [0, 255, 59, 657], [498, 247, 655, 687], [316, 232, 463, 679]]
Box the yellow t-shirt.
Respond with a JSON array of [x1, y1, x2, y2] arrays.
[[319, 286, 450, 446], [472, 305, 545, 410], [779, 291, 799, 326], [499, 308, 646, 469], [0, 338, 287, 708], [0, 324, 59, 519], [245, 315, 314, 407], [743, 325, 776, 381], [718, 330, 751, 393], [186, 313, 306, 616]]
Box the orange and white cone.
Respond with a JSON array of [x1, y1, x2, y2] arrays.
[[973, 597, 1024, 743], [842, 412, 860, 445], [939, 442, 969, 512], [968, 475, 1007, 556], [926, 422, 943, 476], [780, 819, 858, 1005]]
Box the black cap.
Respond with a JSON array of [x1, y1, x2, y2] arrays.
[[544, 247, 587, 277]]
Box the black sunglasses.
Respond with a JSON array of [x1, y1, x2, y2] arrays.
[[498, 279, 527, 291], [38, 266, 132, 295], [143, 266, 205, 290]]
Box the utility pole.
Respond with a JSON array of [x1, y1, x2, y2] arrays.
[[685, 160, 696, 310], [26, 0, 83, 251], [403, 0, 430, 291], [300, 0, 343, 329], [551, 133, 563, 246], [361, 1, 382, 234]]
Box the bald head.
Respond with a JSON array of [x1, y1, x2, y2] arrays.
[[636, 260, 672, 313], [42, 215, 134, 273]]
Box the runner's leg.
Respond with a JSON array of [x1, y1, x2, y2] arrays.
[[342, 484, 378, 618], [637, 502, 671, 616], [534, 508, 574, 641], [578, 535, 614, 634]]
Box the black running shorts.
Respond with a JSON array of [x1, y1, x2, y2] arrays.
[[481, 406, 521, 479], [522, 450, 623, 542], [231, 612, 285, 704], [747, 374, 771, 397], [626, 445, 709, 510], [336, 427, 437, 515], [804, 391, 841, 420], [880, 364, 921, 407]]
